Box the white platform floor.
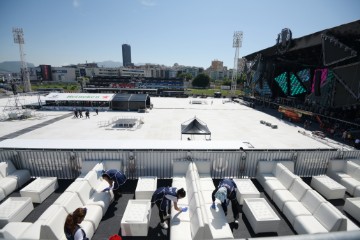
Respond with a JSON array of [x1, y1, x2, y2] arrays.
[[0, 95, 353, 150]]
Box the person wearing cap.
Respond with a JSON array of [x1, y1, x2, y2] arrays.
[[64, 207, 89, 240], [102, 169, 127, 199], [151, 187, 187, 229], [211, 178, 240, 223]]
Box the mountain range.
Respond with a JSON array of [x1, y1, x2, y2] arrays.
[[0, 61, 35, 73]]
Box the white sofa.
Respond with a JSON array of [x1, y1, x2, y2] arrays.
[[256, 161, 350, 235], [0, 160, 31, 202], [170, 161, 233, 240], [0, 160, 115, 240], [327, 160, 360, 197]]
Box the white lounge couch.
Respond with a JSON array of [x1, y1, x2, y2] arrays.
[[0, 160, 116, 239], [170, 161, 233, 240], [256, 161, 350, 235], [327, 160, 360, 197], [0, 160, 31, 202]]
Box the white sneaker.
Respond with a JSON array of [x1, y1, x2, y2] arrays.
[[160, 222, 168, 229], [163, 214, 170, 220]]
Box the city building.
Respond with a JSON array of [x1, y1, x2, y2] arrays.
[[122, 44, 133, 67]]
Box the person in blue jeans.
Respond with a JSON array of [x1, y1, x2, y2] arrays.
[[102, 169, 127, 199], [151, 187, 186, 229], [211, 178, 240, 223]]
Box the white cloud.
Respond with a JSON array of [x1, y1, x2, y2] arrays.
[[140, 0, 157, 7]]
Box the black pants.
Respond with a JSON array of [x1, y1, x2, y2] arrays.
[[152, 200, 170, 223], [221, 198, 240, 219]]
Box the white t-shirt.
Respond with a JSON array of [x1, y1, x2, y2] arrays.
[[74, 228, 85, 240]]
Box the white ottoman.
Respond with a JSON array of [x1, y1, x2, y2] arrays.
[[135, 176, 157, 200], [243, 198, 280, 234], [20, 177, 58, 203], [121, 200, 151, 236], [0, 197, 33, 228], [311, 175, 346, 199], [233, 179, 260, 204], [343, 197, 360, 222]]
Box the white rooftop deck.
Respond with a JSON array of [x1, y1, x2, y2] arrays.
[[0, 95, 352, 150]]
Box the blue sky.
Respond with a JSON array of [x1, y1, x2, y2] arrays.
[[0, 0, 359, 69]]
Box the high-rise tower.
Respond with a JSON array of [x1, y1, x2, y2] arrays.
[[122, 44, 132, 67]]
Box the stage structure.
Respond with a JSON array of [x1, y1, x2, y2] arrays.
[[244, 20, 360, 113], [231, 31, 243, 97], [12, 27, 31, 92]]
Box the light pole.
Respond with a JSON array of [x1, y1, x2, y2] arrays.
[[13, 27, 31, 92], [231, 31, 243, 98]]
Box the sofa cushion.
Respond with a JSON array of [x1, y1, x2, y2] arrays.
[[277, 169, 299, 189], [274, 163, 289, 177], [0, 222, 32, 239], [188, 192, 201, 217], [340, 177, 360, 196], [263, 179, 287, 199], [7, 169, 31, 188], [39, 205, 68, 240], [17, 221, 42, 240], [283, 201, 312, 226], [327, 160, 346, 172], [314, 202, 346, 232], [300, 190, 326, 214], [208, 218, 234, 239], [256, 173, 277, 187], [65, 180, 94, 204], [87, 191, 111, 216], [187, 179, 199, 202], [346, 161, 359, 176], [0, 177, 17, 196], [0, 162, 6, 178], [170, 221, 192, 240], [4, 161, 17, 175], [190, 207, 205, 240], [199, 178, 215, 191], [313, 203, 343, 232], [171, 202, 190, 223], [83, 204, 103, 232], [273, 190, 297, 211], [77, 170, 103, 190], [53, 191, 83, 213], [351, 167, 360, 181], [293, 215, 328, 234], [290, 178, 311, 201]]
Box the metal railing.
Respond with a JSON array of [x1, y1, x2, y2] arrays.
[[1, 149, 360, 179]]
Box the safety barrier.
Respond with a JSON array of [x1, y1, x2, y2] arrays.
[[0, 149, 360, 179]]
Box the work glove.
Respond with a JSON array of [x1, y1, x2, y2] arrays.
[[211, 202, 216, 209], [181, 207, 188, 212], [102, 187, 111, 192]]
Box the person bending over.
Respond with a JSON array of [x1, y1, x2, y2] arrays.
[[102, 169, 127, 199], [151, 187, 186, 229], [211, 178, 240, 223]]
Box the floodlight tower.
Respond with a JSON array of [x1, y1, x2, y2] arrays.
[[231, 31, 243, 97], [13, 27, 31, 92]]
